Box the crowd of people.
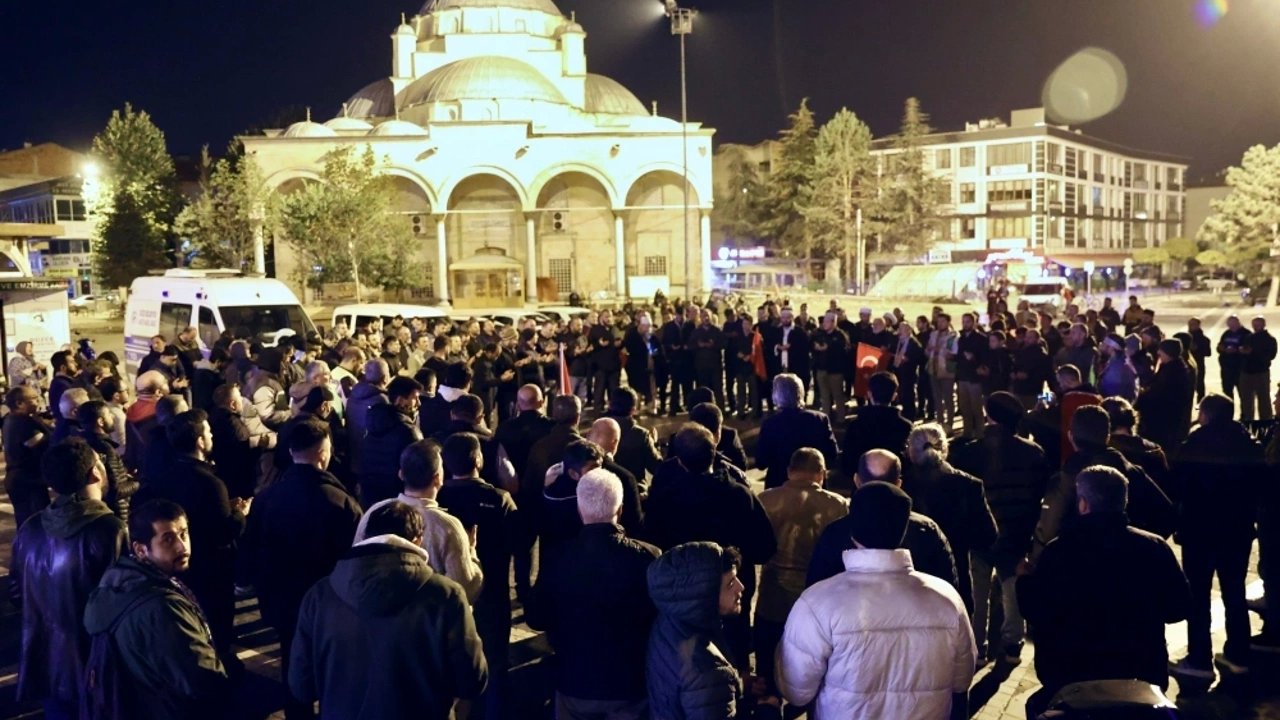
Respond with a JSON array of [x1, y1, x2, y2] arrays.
[[4, 289, 1279, 720]]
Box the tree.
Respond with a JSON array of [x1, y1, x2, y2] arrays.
[[1164, 236, 1200, 276], [759, 99, 818, 257], [176, 145, 279, 270], [278, 145, 424, 300], [712, 146, 766, 243], [803, 108, 876, 288], [875, 97, 945, 257], [89, 103, 181, 288], [1198, 143, 1280, 280]]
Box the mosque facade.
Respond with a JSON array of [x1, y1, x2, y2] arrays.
[[243, 0, 715, 307]]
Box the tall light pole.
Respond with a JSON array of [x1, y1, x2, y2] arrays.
[[665, 0, 696, 297]]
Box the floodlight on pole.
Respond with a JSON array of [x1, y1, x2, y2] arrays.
[[662, 0, 698, 296]]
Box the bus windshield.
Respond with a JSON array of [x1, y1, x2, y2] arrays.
[[219, 305, 317, 344]]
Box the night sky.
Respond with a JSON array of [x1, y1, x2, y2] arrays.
[[3, 0, 1278, 178]]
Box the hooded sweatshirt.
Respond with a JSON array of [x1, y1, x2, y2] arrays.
[[289, 534, 488, 720], [646, 542, 742, 720]]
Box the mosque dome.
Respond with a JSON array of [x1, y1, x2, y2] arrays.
[[283, 120, 337, 138], [557, 21, 585, 35], [324, 116, 374, 132], [396, 22, 416, 36], [369, 119, 430, 137], [401, 57, 568, 108], [345, 79, 396, 119], [584, 74, 647, 116], [421, 0, 562, 16]]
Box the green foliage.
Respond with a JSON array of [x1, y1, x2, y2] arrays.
[[1195, 249, 1227, 268], [1133, 247, 1169, 265], [278, 145, 425, 296], [1164, 236, 1200, 262], [874, 97, 945, 257], [803, 108, 875, 273], [175, 146, 279, 271], [89, 103, 180, 288], [712, 146, 767, 242], [1198, 143, 1280, 276], [758, 99, 818, 256]]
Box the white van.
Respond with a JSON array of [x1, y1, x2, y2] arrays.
[[124, 269, 317, 376], [1015, 277, 1072, 315], [330, 303, 449, 335]]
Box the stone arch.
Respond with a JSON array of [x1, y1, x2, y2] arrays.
[[381, 172, 438, 301], [263, 168, 322, 194], [623, 167, 703, 209], [445, 172, 528, 272], [439, 166, 531, 212], [534, 170, 617, 298], [528, 163, 619, 209], [379, 168, 439, 210], [623, 169, 703, 295], [262, 173, 321, 292]]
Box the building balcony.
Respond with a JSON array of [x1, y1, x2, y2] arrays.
[[989, 200, 1031, 213]]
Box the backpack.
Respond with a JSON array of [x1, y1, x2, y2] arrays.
[[80, 595, 148, 720]]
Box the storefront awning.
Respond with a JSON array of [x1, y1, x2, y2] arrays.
[[1046, 253, 1133, 270]]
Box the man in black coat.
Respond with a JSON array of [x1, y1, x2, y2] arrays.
[[660, 306, 695, 415], [359, 376, 424, 507], [1217, 314, 1250, 407], [140, 394, 189, 487], [527, 469, 660, 720], [1011, 329, 1053, 409], [765, 307, 811, 399], [644, 424, 776, 670], [419, 362, 472, 439], [75, 401, 139, 524], [245, 420, 362, 720], [605, 387, 662, 484], [1186, 317, 1212, 403], [437, 433, 521, 720], [3, 386, 52, 531], [1018, 466, 1189, 716], [589, 309, 623, 412], [1239, 315, 1277, 421], [690, 308, 726, 406], [949, 391, 1049, 662], [888, 321, 925, 420], [1170, 393, 1265, 678], [807, 448, 958, 589], [840, 372, 913, 478], [493, 384, 554, 483], [150, 409, 248, 663], [1135, 338, 1195, 451], [11, 439, 127, 719], [290, 502, 487, 720], [208, 383, 275, 499], [756, 373, 839, 489], [346, 359, 389, 477]]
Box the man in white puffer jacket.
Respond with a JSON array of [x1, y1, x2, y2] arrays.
[[778, 481, 976, 719]]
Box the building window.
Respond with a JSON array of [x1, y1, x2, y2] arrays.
[[1047, 143, 1062, 172], [549, 258, 574, 293], [989, 216, 1029, 239], [988, 180, 1032, 202], [961, 217, 976, 239], [959, 183, 976, 203], [959, 147, 976, 167], [643, 255, 668, 276], [987, 142, 1031, 168], [935, 149, 952, 170]]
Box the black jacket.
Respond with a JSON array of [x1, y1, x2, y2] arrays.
[[141, 423, 178, 486], [539, 461, 645, 574], [1040, 445, 1177, 553], [1017, 512, 1189, 694], [209, 406, 263, 498], [1244, 328, 1278, 374], [805, 510, 958, 589], [1172, 420, 1265, 543], [902, 461, 998, 610], [529, 523, 660, 702], [493, 409, 554, 479], [764, 324, 810, 379], [955, 329, 987, 382], [290, 539, 488, 720], [644, 459, 776, 567], [756, 407, 839, 489], [611, 414, 663, 483], [1011, 343, 1052, 397], [11, 496, 126, 706], [840, 405, 913, 477], [1135, 358, 1194, 451], [437, 475, 521, 619], [78, 428, 139, 522], [950, 426, 1049, 574], [148, 457, 245, 593], [345, 381, 388, 474], [523, 422, 581, 510], [245, 463, 363, 629], [1109, 434, 1172, 500], [360, 403, 423, 506], [3, 413, 50, 493]]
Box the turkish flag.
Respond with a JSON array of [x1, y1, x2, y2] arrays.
[[559, 344, 572, 395], [854, 342, 889, 399]]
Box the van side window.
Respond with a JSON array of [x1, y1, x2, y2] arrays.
[[197, 307, 220, 350], [159, 302, 192, 342]]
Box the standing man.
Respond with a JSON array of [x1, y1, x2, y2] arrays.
[[1217, 314, 1250, 408], [890, 321, 924, 420], [660, 306, 694, 416], [691, 308, 726, 406], [359, 376, 424, 507], [1239, 315, 1277, 421], [589, 309, 622, 412], [394, 440, 484, 603], [955, 312, 987, 438], [767, 308, 811, 402], [83, 499, 229, 719], [925, 313, 958, 429], [1187, 317, 1212, 403], [811, 311, 850, 421], [755, 374, 840, 490], [12, 439, 127, 720], [4, 386, 52, 532]]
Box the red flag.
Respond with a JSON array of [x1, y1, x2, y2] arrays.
[[854, 342, 889, 399], [559, 343, 572, 395]]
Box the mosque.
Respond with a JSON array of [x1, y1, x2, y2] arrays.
[[243, 0, 715, 308]]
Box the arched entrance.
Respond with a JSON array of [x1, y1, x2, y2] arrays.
[[535, 171, 614, 299], [624, 170, 702, 298], [268, 176, 320, 297], [386, 175, 437, 300], [446, 174, 527, 274]]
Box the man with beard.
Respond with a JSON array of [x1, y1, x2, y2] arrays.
[[955, 312, 988, 439], [660, 306, 695, 415], [1135, 338, 1195, 451], [691, 308, 726, 406], [811, 312, 850, 421], [766, 308, 811, 401], [623, 311, 659, 412]]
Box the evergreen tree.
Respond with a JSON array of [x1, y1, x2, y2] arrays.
[[712, 146, 766, 243], [1197, 143, 1280, 280], [876, 97, 944, 257], [175, 144, 279, 270], [89, 103, 181, 288], [278, 145, 424, 301], [803, 108, 875, 286], [760, 99, 817, 258]]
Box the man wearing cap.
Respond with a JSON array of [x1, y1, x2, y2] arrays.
[[1217, 314, 1251, 408], [1239, 316, 1277, 421], [779, 481, 976, 719], [1097, 333, 1137, 401]]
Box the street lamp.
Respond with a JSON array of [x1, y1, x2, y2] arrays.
[[664, 0, 697, 297]]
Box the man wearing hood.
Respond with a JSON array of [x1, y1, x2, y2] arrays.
[[289, 501, 487, 720], [359, 376, 424, 507], [83, 499, 228, 720], [12, 439, 127, 720], [245, 420, 362, 720], [646, 542, 747, 720]]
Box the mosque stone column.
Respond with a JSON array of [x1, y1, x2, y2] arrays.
[[525, 214, 538, 305], [699, 211, 713, 293], [614, 214, 626, 298], [435, 214, 449, 305]]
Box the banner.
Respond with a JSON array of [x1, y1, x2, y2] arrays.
[[558, 344, 571, 394], [854, 342, 889, 399]]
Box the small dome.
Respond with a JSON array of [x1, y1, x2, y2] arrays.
[[401, 57, 568, 108], [283, 121, 337, 138], [369, 120, 430, 137], [584, 74, 647, 116], [557, 21, 584, 35], [324, 117, 374, 131], [396, 22, 416, 36], [345, 79, 396, 119], [422, 0, 562, 15]]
